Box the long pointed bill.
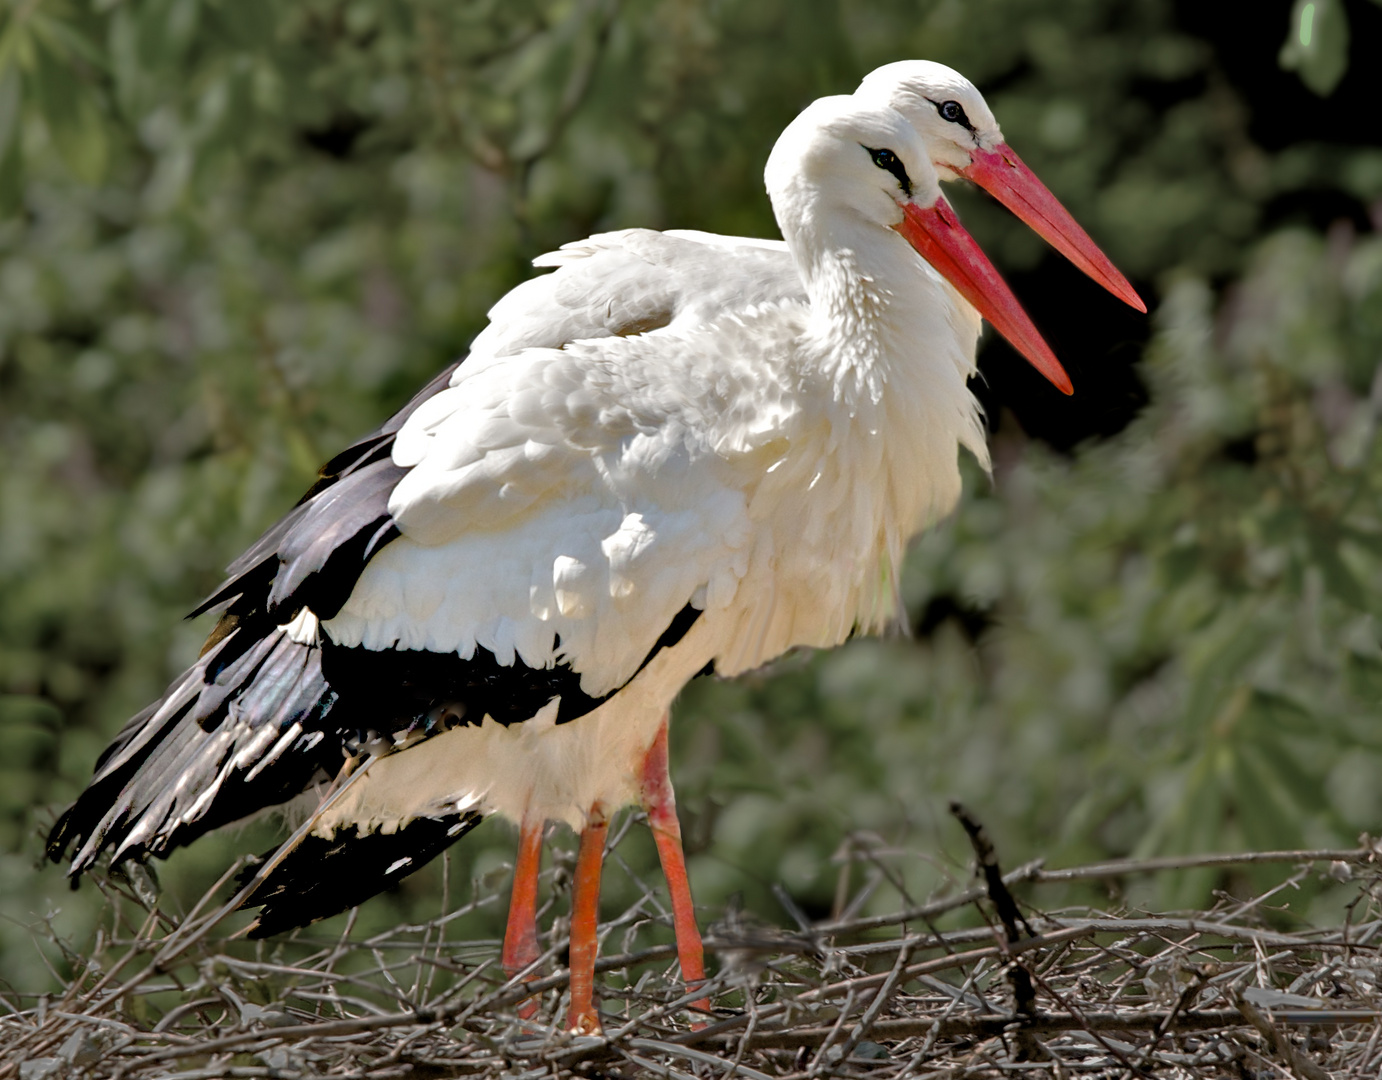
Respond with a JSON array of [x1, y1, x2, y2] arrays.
[[896, 198, 1073, 395], [963, 144, 1146, 313]]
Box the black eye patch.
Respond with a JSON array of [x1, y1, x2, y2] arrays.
[[933, 98, 975, 132], [864, 145, 912, 197]]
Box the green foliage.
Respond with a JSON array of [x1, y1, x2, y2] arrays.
[[1280, 0, 1351, 97], [2, 0, 1380, 988]]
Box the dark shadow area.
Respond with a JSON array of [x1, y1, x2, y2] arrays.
[[971, 254, 1153, 451], [914, 594, 995, 645], [1177, 0, 1382, 150], [1261, 187, 1375, 235]]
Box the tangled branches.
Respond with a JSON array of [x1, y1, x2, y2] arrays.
[[5, 819, 1382, 1078]]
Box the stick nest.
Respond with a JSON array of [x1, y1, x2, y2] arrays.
[[6, 811, 1382, 1079]]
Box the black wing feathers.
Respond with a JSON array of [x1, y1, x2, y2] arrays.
[[319, 600, 704, 738], [237, 811, 483, 938], [48, 364, 458, 873], [264, 458, 404, 620], [48, 623, 341, 872], [189, 456, 405, 625], [48, 352, 709, 937], [189, 358, 460, 624]]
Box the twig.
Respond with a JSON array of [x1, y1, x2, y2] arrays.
[[951, 801, 1038, 1059], [1235, 990, 1332, 1080], [708, 1009, 1382, 1050], [8, 836, 1382, 1079]]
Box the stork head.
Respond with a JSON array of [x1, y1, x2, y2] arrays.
[[858, 60, 1002, 181], [765, 96, 943, 238], [857, 60, 1145, 313], [766, 96, 1071, 394]]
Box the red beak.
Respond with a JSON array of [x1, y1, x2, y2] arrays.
[[896, 198, 1073, 395], [963, 144, 1146, 314]]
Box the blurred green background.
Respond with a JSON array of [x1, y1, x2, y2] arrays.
[[4, 0, 1382, 991]]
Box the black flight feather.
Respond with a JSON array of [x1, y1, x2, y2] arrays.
[[238, 810, 484, 938], [48, 351, 708, 937]]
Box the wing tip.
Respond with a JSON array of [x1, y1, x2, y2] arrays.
[[232, 811, 485, 937]]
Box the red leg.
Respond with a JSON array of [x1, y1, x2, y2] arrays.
[[503, 818, 544, 1019], [641, 718, 710, 1018], [567, 803, 609, 1034]]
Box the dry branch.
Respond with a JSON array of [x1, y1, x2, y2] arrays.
[[5, 838, 1381, 1078]]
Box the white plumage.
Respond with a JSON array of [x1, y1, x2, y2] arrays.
[[319, 99, 988, 842], [50, 64, 1140, 1034]]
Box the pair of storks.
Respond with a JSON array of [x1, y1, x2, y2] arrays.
[[47, 61, 1142, 1032]]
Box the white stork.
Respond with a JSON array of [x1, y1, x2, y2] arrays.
[[475, 60, 1142, 379], [49, 75, 1137, 1034]]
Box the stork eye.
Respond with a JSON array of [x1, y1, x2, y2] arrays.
[[865, 146, 912, 197], [939, 100, 971, 128]]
